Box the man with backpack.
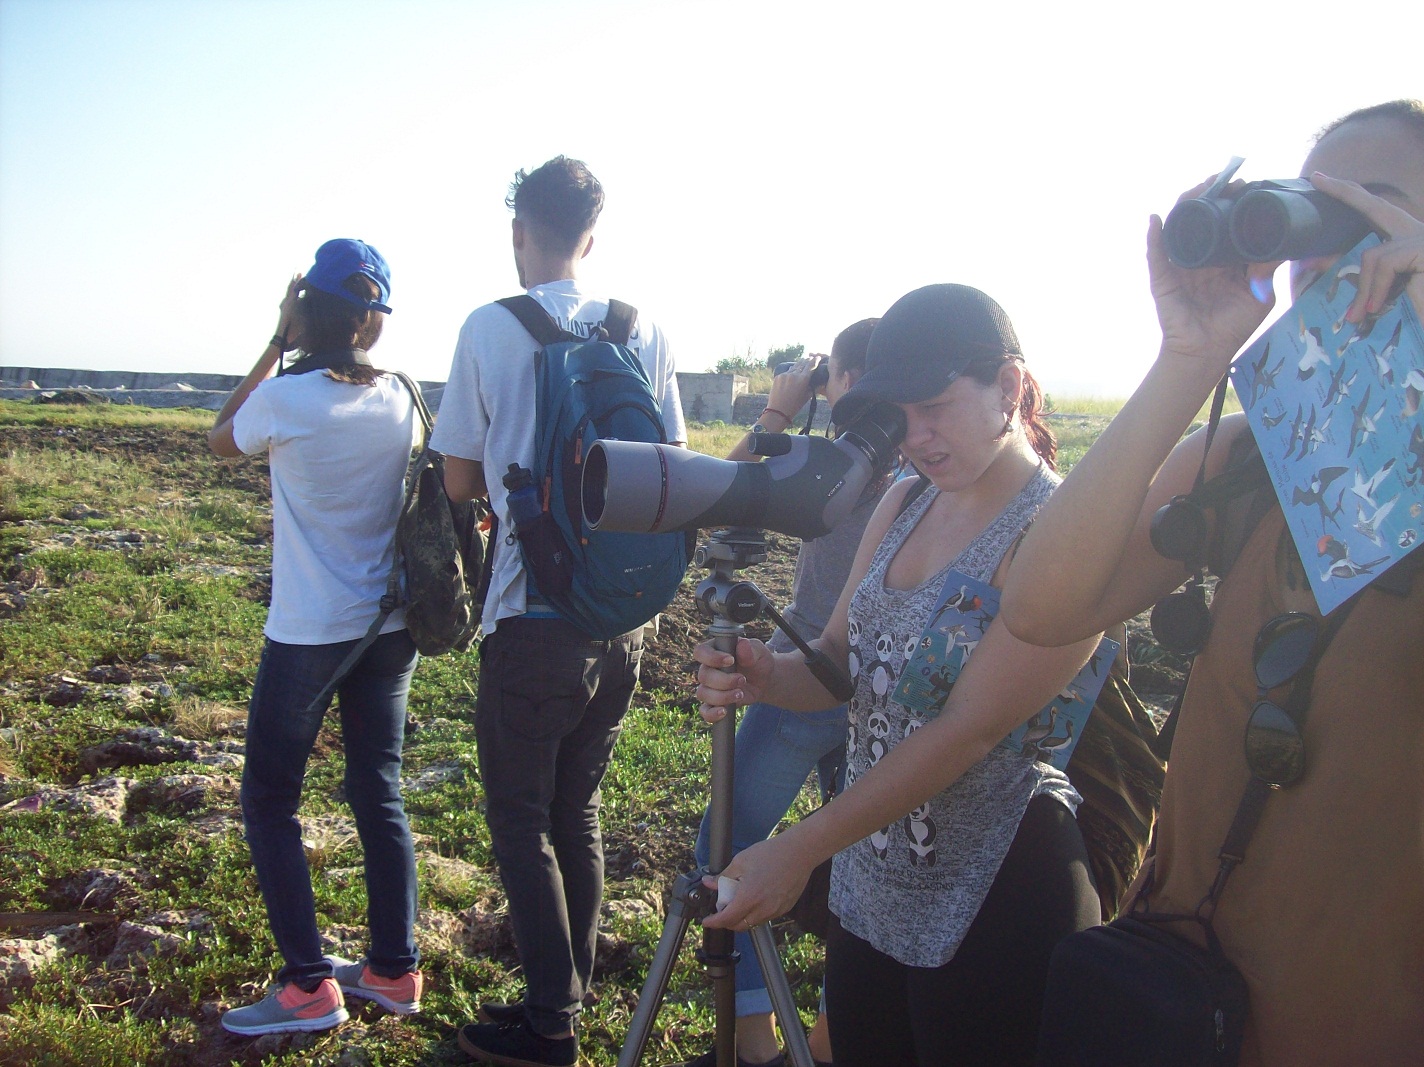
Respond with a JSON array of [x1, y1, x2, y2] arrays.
[[432, 155, 686, 1067]]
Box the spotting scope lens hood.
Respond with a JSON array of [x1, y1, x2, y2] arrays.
[[582, 402, 906, 541]]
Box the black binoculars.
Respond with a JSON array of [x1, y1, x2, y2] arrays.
[[775, 356, 830, 391], [1163, 178, 1370, 268]]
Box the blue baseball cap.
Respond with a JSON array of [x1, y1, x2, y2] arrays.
[[304, 239, 392, 313]]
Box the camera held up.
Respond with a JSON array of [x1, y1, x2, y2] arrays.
[[581, 400, 906, 542], [1163, 177, 1370, 269]]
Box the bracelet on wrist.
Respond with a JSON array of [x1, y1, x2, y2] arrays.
[[761, 407, 793, 426], [269, 334, 287, 351]]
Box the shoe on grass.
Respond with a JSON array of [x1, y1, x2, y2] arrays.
[[477, 1000, 525, 1024], [328, 955, 423, 1014], [221, 977, 348, 1036], [457, 1017, 577, 1066]]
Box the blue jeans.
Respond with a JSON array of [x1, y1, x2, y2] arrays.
[[241, 629, 421, 986], [694, 700, 847, 1016], [475, 616, 643, 1038]]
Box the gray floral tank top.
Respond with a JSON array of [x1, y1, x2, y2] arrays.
[[828, 465, 1081, 967]]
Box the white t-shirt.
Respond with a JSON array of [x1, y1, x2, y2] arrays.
[[429, 280, 686, 635], [233, 371, 419, 644]]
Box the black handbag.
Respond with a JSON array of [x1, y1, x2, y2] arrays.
[[1037, 912, 1248, 1065]]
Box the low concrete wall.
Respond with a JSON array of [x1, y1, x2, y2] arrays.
[[677, 372, 745, 424], [1, 367, 755, 426]]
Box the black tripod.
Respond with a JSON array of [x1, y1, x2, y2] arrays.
[[618, 527, 854, 1067]]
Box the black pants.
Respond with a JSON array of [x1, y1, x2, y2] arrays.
[[474, 615, 642, 1038], [825, 794, 1100, 1067]]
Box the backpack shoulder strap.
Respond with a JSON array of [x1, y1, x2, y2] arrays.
[[497, 295, 573, 348], [604, 299, 637, 346], [391, 371, 434, 445]]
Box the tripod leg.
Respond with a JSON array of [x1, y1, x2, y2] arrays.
[[617, 881, 697, 1067], [748, 923, 816, 1067]]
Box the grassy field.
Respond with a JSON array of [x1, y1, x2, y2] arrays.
[[0, 395, 1181, 1066]]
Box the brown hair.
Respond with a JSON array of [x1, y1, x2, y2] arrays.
[[298, 275, 386, 385], [963, 358, 1058, 471], [506, 155, 605, 256], [830, 317, 879, 377]]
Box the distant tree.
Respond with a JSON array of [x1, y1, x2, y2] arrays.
[[766, 343, 805, 369], [714, 353, 766, 376]]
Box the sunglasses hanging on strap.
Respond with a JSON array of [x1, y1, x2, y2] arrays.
[[1037, 590, 1360, 1067]]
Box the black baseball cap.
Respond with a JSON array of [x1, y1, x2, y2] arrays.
[[832, 283, 1021, 426]]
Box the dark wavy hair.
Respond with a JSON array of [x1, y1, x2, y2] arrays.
[[962, 357, 1058, 471], [506, 155, 605, 256], [298, 274, 385, 385]]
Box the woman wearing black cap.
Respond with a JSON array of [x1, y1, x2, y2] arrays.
[[694, 284, 1102, 1066], [210, 240, 426, 1036]]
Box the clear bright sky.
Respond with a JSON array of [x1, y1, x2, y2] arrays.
[[0, 0, 1418, 397]]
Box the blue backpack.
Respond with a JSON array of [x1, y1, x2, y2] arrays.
[[497, 295, 691, 640]]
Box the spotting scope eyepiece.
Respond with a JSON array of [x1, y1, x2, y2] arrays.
[[582, 401, 906, 541]]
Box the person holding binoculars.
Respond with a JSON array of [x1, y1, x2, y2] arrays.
[[1001, 99, 1424, 1067], [209, 240, 426, 1037], [694, 284, 1102, 1067]]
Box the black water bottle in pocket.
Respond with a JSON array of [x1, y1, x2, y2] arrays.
[[503, 464, 573, 596]]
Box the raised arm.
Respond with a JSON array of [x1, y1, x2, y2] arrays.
[[1001, 202, 1275, 645], [724, 356, 822, 462], [703, 607, 1101, 929], [209, 275, 301, 458]]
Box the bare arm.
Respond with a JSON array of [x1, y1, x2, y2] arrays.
[[703, 614, 1100, 928], [724, 356, 821, 462], [693, 475, 918, 715], [442, 454, 488, 503], [1001, 204, 1274, 645], [209, 275, 301, 458], [1005, 172, 1424, 647]]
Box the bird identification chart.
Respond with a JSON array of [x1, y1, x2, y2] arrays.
[[893, 570, 1119, 771], [1230, 234, 1424, 615]]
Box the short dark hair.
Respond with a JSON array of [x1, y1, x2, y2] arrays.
[[830, 318, 879, 376], [506, 155, 605, 255], [1316, 98, 1424, 147], [299, 273, 384, 375]]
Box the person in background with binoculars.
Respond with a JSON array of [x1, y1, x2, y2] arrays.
[[682, 321, 883, 1067], [695, 284, 1103, 1067], [1001, 99, 1424, 1067], [209, 240, 426, 1037]]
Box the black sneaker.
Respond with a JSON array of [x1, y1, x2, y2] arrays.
[[477, 1000, 525, 1025], [457, 1018, 577, 1067]]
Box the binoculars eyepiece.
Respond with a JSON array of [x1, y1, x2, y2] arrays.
[[1163, 178, 1370, 269]]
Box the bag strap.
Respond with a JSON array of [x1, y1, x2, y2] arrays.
[[497, 295, 579, 347], [604, 299, 637, 346], [302, 374, 428, 715], [1148, 593, 1361, 929]]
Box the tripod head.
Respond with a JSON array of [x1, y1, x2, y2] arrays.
[[694, 526, 770, 628], [692, 526, 854, 703]]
